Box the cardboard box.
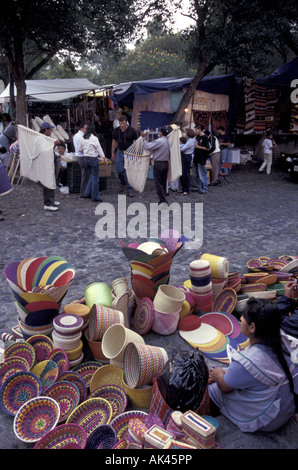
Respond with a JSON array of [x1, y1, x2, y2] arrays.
[[99, 160, 112, 177]]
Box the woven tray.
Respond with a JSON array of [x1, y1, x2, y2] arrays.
[[26, 335, 54, 365], [4, 342, 36, 369], [0, 371, 42, 416], [33, 423, 87, 449], [110, 410, 148, 441], [72, 361, 103, 388], [212, 288, 237, 314], [66, 398, 113, 437], [0, 356, 30, 387], [31, 359, 59, 393], [45, 380, 80, 423], [13, 396, 60, 443], [56, 371, 87, 403], [88, 385, 127, 419]]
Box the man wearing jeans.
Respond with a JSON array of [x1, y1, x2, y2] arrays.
[[73, 122, 89, 197], [192, 125, 210, 194], [111, 116, 138, 197]]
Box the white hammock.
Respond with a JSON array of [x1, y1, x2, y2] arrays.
[[124, 136, 151, 193], [18, 125, 56, 189]]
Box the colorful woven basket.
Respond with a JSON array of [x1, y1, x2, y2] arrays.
[[101, 324, 145, 364], [134, 297, 154, 335], [88, 304, 124, 341], [85, 424, 117, 449], [255, 274, 278, 286], [53, 313, 83, 335], [56, 371, 87, 403], [200, 254, 229, 279], [33, 423, 87, 449], [46, 348, 69, 375], [4, 342, 36, 369], [110, 410, 148, 441], [243, 272, 269, 283], [212, 288, 237, 314], [89, 364, 125, 393], [66, 398, 113, 437], [0, 356, 30, 387], [26, 335, 54, 365], [0, 371, 42, 416], [45, 380, 80, 423], [31, 359, 59, 393], [88, 385, 127, 419], [72, 361, 103, 388], [123, 382, 153, 410], [241, 283, 267, 293], [13, 396, 60, 443], [123, 343, 168, 389]]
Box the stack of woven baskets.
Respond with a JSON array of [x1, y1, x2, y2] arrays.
[[52, 313, 84, 367]]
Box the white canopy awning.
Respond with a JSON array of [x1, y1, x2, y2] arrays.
[[0, 78, 100, 103]]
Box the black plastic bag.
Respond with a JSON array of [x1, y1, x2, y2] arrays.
[[157, 346, 209, 412]]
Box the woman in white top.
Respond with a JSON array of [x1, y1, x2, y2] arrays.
[[259, 131, 276, 175], [78, 123, 108, 202]]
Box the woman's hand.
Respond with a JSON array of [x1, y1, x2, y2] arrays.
[[208, 367, 234, 393], [284, 280, 298, 300]]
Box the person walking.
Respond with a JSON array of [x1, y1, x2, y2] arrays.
[[111, 116, 138, 197], [141, 127, 170, 204], [259, 130, 277, 175], [204, 130, 221, 185]]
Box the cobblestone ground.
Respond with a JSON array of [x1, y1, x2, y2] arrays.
[[0, 160, 297, 449]]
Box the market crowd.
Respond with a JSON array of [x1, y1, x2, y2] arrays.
[[0, 110, 277, 214]]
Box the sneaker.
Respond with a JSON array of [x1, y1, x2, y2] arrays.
[[54, 201, 60, 206], [44, 205, 58, 211], [119, 184, 125, 192]]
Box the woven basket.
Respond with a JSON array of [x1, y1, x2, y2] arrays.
[[47, 348, 69, 375], [84, 328, 109, 363], [200, 254, 229, 279], [66, 398, 113, 437], [45, 380, 80, 423], [89, 304, 124, 341], [13, 396, 60, 443], [33, 423, 87, 449], [65, 341, 84, 362], [88, 385, 127, 419], [26, 334, 54, 365], [31, 360, 59, 393], [0, 357, 30, 388], [4, 342, 36, 369], [101, 324, 145, 363], [123, 343, 168, 389], [124, 137, 151, 193], [89, 364, 124, 393], [86, 424, 117, 449], [56, 371, 87, 403], [0, 371, 42, 416], [241, 283, 267, 293], [123, 381, 153, 410], [153, 285, 185, 314], [63, 303, 90, 324]]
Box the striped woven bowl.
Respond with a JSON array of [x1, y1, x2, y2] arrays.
[[44, 380, 80, 423], [241, 283, 267, 294], [31, 359, 59, 393], [13, 396, 60, 443], [0, 371, 42, 416], [33, 423, 87, 449]]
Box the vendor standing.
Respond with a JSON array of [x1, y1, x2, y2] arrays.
[[111, 116, 138, 197], [141, 127, 170, 204]]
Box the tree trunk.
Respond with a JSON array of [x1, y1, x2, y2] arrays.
[[5, 34, 27, 126], [170, 53, 214, 126]]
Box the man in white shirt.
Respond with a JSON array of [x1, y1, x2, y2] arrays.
[[73, 122, 89, 197], [259, 131, 277, 175]]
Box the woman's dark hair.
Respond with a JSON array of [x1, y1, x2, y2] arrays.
[[83, 123, 96, 139], [242, 298, 294, 392], [186, 128, 195, 138]]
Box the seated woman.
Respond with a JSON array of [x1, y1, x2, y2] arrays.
[[208, 298, 296, 432]]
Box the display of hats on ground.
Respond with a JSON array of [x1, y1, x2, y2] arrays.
[[52, 313, 84, 367], [120, 236, 183, 302]]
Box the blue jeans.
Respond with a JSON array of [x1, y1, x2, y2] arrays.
[[116, 149, 132, 191], [181, 153, 192, 193], [192, 163, 208, 193], [83, 157, 101, 201], [219, 148, 229, 174]]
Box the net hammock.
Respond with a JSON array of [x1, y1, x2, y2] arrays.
[[124, 136, 151, 193]]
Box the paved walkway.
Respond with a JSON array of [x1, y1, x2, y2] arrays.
[[0, 160, 297, 449]]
